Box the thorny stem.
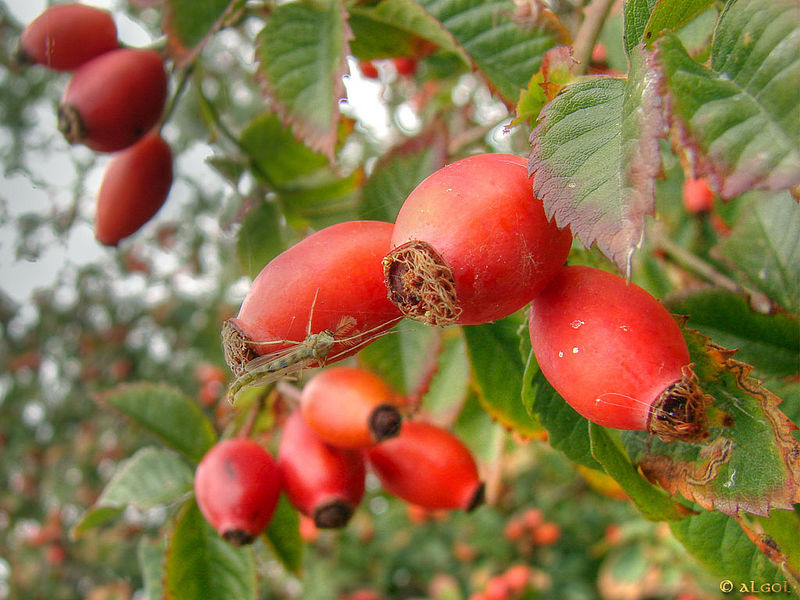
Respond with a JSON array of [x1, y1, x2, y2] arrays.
[[649, 225, 773, 313], [572, 0, 617, 75]]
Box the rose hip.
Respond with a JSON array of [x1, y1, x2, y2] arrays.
[[58, 48, 167, 152], [528, 265, 709, 442], [366, 420, 484, 511], [95, 131, 172, 246], [300, 366, 402, 448], [18, 3, 118, 71], [278, 410, 366, 528], [194, 439, 282, 546], [384, 154, 572, 326], [222, 221, 402, 378]]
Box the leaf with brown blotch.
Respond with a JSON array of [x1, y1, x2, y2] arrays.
[[623, 328, 800, 518]]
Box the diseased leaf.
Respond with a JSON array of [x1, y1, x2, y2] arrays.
[[655, 0, 800, 198], [96, 382, 217, 463], [463, 315, 542, 439], [529, 46, 665, 273], [670, 511, 790, 594], [666, 288, 800, 378], [623, 328, 800, 517], [359, 129, 447, 222], [262, 495, 303, 577], [713, 192, 800, 314], [164, 501, 257, 600], [255, 0, 352, 160], [417, 0, 569, 104], [73, 447, 194, 537], [589, 424, 691, 521], [512, 46, 578, 130], [163, 0, 241, 66]]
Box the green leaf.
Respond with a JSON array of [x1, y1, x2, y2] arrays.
[[417, 0, 569, 103], [589, 424, 690, 521], [529, 46, 664, 273], [666, 288, 800, 378], [524, 357, 602, 470], [163, 0, 240, 65], [256, 0, 351, 159], [654, 0, 800, 199], [423, 329, 471, 417], [359, 131, 447, 223], [643, 0, 717, 46], [239, 112, 330, 189], [348, 0, 468, 61], [139, 537, 166, 600], [262, 495, 303, 576], [623, 0, 658, 55], [713, 193, 800, 314], [279, 169, 362, 227], [164, 500, 257, 600], [74, 447, 194, 537], [463, 315, 541, 438], [236, 201, 287, 280], [670, 511, 790, 595], [97, 382, 217, 463]]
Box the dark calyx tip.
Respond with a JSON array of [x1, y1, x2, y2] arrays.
[[382, 240, 461, 327], [369, 403, 402, 442], [648, 369, 711, 443], [465, 482, 486, 512], [222, 529, 256, 546], [313, 501, 355, 529], [56, 103, 86, 145]]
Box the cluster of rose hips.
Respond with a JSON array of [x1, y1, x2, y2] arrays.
[[224, 152, 708, 445], [195, 365, 484, 545], [17, 3, 173, 246], [469, 564, 538, 600]]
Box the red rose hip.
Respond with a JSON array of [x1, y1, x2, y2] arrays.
[[222, 221, 402, 391], [194, 439, 282, 546], [18, 3, 118, 71], [366, 420, 484, 511], [58, 48, 167, 152], [384, 154, 572, 326], [528, 265, 709, 442], [278, 410, 366, 528], [95, 131, 172, 246], [300, 366, 402, 448]]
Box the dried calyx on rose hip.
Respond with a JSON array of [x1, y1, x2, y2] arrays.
[[300, 366, 402, 448], [383, 153, 572, 326], [194, 439, 282, 546], [528, 265, 711, 442], [278, 410, 366, 528], [222, 221, 402, 393]]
